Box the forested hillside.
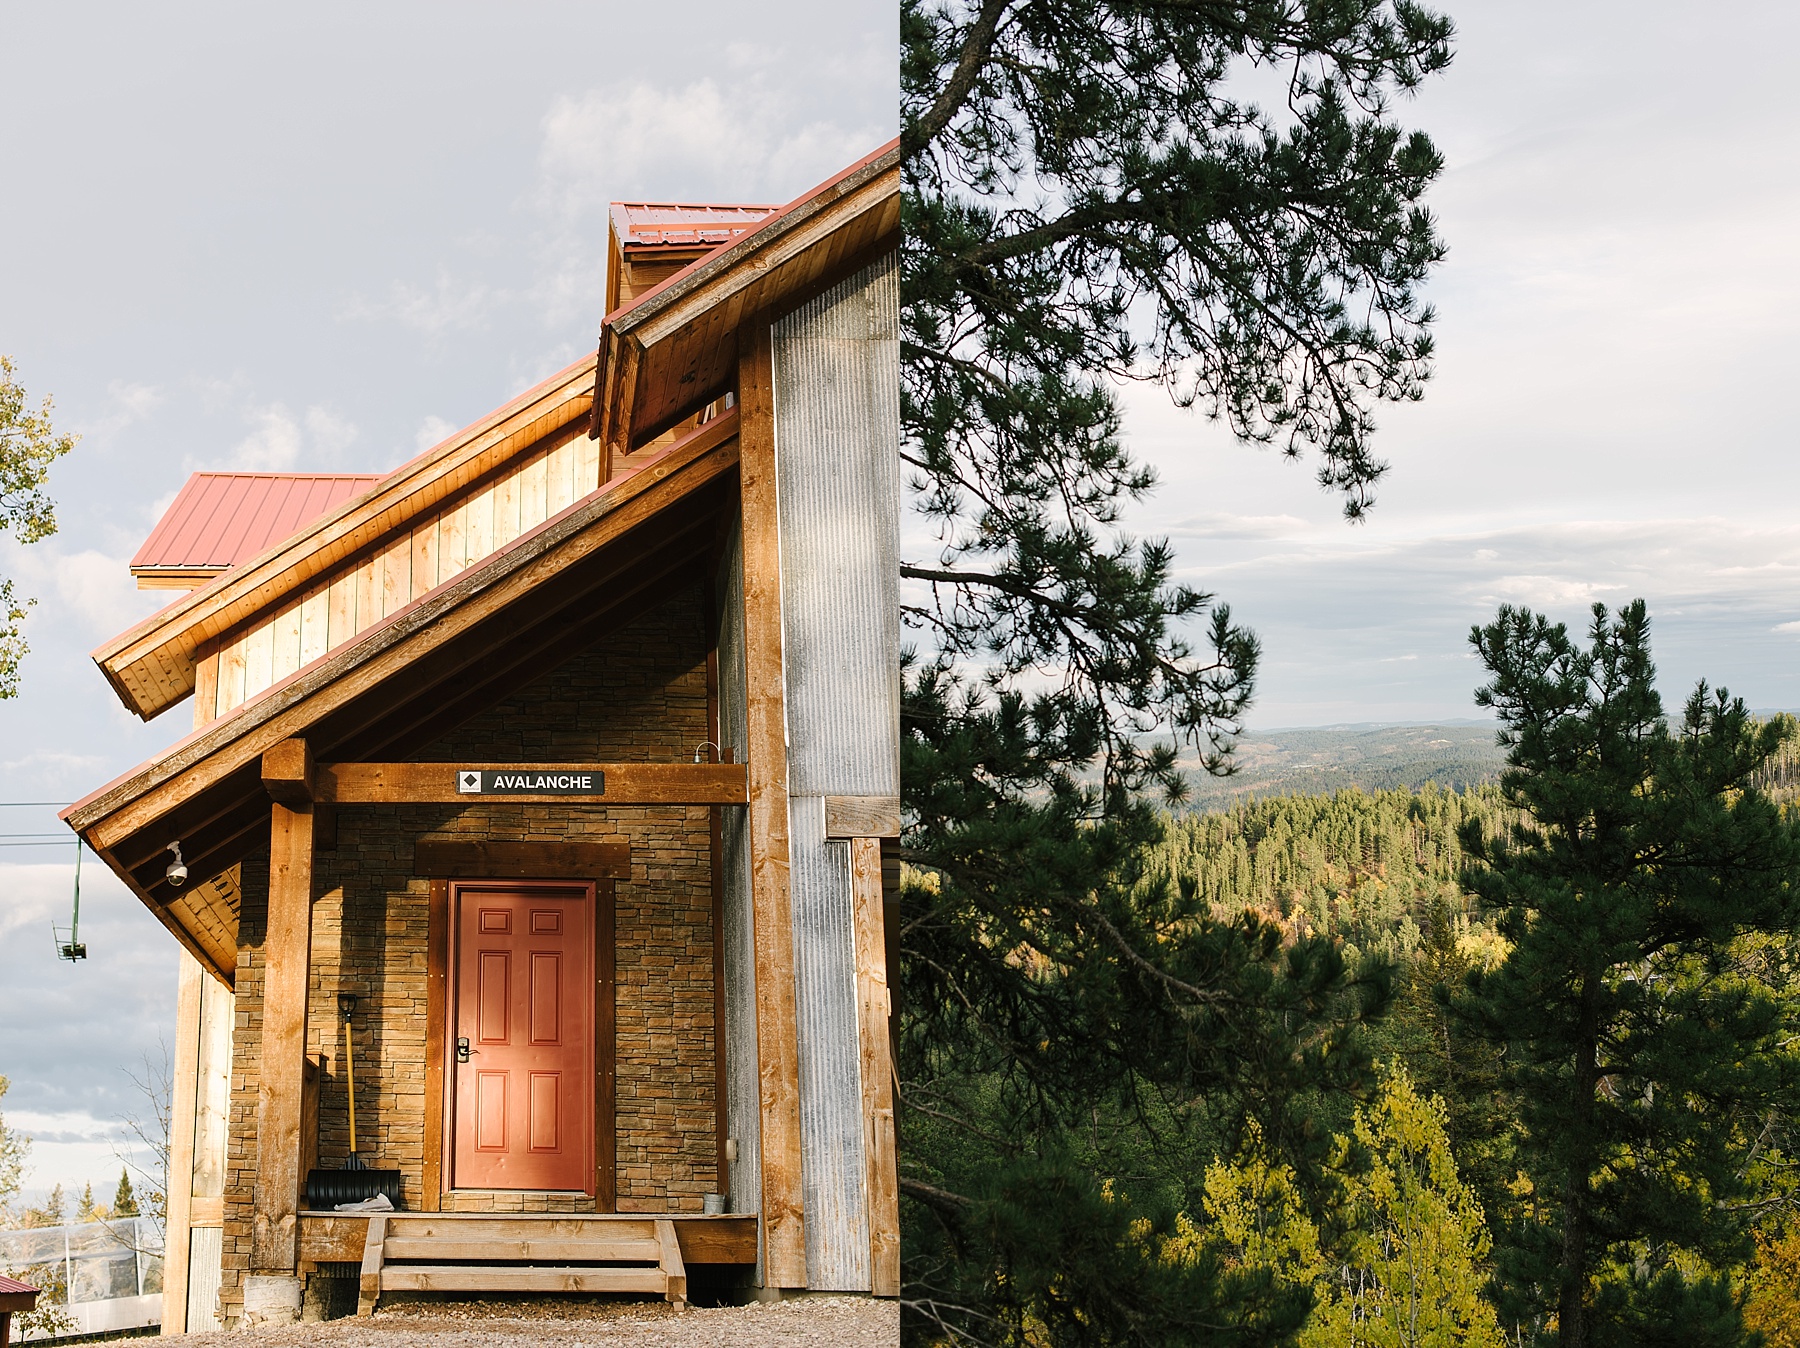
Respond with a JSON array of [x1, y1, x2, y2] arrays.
[[1180, 723, 1506, 808], [1150, 783, 1508, 962], [1149, 786, 1517, 1195]]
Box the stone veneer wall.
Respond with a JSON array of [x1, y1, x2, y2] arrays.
[[217, 587, 717, 1325]]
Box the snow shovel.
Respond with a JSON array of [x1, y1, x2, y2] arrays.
[[305, 994, 403, 1209]]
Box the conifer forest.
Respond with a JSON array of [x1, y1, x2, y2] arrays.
[[899, 4, 1800, 1343]]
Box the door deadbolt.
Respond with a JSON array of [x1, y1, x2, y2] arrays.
[[456, 1037, 475, 1062]]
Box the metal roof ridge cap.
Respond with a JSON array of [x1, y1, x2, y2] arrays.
[[601, 139, 900, 334], [66, 410, 739, 830], [90, 354, 598, 668]]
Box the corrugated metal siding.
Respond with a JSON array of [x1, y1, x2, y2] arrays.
[[769, 254, 899, 1291], [772, 252, 901, 799], [715, 521, 763, 1257], [186, 1225, 223, 1332], [786, 795, 871, 1291]]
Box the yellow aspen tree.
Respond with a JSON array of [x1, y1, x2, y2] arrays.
[[1311, 1065, 1503, 1348]]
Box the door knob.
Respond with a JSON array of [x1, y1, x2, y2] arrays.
[[456, 1037, 475, 1062]]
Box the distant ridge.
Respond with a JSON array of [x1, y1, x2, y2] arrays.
[[1175, 710, 1800, 813], [1181, 722, 1506, 810]]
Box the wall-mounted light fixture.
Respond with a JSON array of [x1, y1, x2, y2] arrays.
[[693, 742, 721, 764]]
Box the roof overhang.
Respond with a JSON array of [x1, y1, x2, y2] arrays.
[[64, 413, 741, 984], [593, 139, 900, 457], [93, 357, 598, 721]]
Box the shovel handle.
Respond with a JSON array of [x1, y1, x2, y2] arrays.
[[344, 1017, 357, 1156]]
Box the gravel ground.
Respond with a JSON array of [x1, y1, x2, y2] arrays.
[[150, 1296, 897, 1346]]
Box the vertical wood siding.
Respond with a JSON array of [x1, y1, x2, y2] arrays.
[[206, 432, 604, 720]]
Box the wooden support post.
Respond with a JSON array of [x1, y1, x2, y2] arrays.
[[161, 952, 205, 1334], [851, 838, 901, 1297], [423, 880, 448, 1211], [249, 741, 315, 1321], [737, 316, 808, 1288]]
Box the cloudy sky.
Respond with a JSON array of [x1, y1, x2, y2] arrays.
[[1, 1, 1797, 1198], [0, 0, 894, 1201]]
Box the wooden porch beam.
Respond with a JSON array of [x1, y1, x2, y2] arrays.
[[250, 761, 314, 1295], [737, 315, 808, 1288], [261, 738, 314, 806], [314, 762, 746, 805]]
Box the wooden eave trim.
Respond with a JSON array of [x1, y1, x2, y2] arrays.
[[88, 839, 236, 986], [628, 164, 900, 350], [593, 144, 900, 453], [93, 355, 599, 719], [606, 142, 899, 337], [64, 411, 741, 844]]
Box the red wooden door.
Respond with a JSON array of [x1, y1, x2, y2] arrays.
[[451, 883, 594, 1192]]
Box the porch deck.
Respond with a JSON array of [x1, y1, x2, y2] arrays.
[[300, 1210, 758, 1316], [299, 1210, 758, 1268]]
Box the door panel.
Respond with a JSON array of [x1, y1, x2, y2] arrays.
[[529, 1073, 560, 1151], [452, 884, 594, 1192], [530, 953, 561, 1043], [476, 1071, 508, 1150]]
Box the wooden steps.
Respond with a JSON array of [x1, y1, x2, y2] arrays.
[[355, 1213, 687, 1316]]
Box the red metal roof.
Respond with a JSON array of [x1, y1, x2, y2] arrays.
[[604, 139, 899, 328], [609, 201, 779, 251], [0, 1274, 38, 1296], [131, 472, 381, 573]]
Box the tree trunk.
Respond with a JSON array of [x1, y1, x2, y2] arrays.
[[1557, 981, 1603, 1348]]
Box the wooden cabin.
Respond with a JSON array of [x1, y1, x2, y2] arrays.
[[65, 141, 900, 1330]]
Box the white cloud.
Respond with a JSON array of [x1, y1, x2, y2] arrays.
[[227, 404, 303, 470], [340, 270, 503, 337], [71, 380, 165, 444], [1487, 574, 1624, 609], [1773, 621, 1800, 634], [1, 544, 162, 642], [537, 77, 878, 210], [304, 405, 357, 458], [1167, 512, 1308, 541], [415, 415, 457, 452], [211, 402, 359, 472]]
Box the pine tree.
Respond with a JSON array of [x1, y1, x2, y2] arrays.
[[74, 1183, 95, 1223], [900, 5, 1456, 1339], [1459, 600, 1800, 1346], [112, 1169, 137, 1218]]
